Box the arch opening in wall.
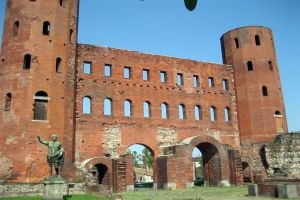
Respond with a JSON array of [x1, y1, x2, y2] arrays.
[[210, 106, 217, 121], [91, 163, 109, 187], [56, 57, 62, 73], [234, 38, 239, 48], [255, 35, 261, 46], [274, 110, 284, 133], [143, 101, 151, 118], [268, 60, 273, 71], [247, 61, 253, 71], [104, 98, 112, 116], [242, 162, 252, 183], [262, 86, 268, 96], [42, 21, 51, 35], [194, 142, 221, 187], [192, 147, 204, 187], [82, 96, 91, 114], [126, 144, 154, 189], [178, 104, 186, 120], [224, 107, 231, 122], [124, 99, 132, 117], [161, 102, 168, 119], [4, 93, 12, 111], [23, 54, 31, 70], [33, 91, 49, 120], [13, 21, 19, 36], [194, 105, 202, 120]]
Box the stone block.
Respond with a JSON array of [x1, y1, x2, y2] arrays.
[[43, 176, 65, 200], [277, 184, 298, 199], [247, 184, 258, 197]]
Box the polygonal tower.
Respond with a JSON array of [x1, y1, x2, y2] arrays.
[[0, 0, 78, 182], [220, 26, 288, 146]]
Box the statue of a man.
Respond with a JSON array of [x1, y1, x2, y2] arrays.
[[37, 134, 65, 176]]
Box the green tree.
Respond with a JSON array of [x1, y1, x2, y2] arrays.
[[141, 148, 153, 169]]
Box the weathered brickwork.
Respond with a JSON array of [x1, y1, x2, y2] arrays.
[[0, 1, 288, 192]]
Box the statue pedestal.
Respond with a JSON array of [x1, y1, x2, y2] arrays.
[[43, 176, 65, 200]]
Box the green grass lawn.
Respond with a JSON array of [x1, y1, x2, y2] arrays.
[[0, 186, 291, 200]]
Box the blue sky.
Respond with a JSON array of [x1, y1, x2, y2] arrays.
[[0, 0, 299, 132]]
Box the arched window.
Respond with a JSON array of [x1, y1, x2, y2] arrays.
[[59, 0, 64, 6], [82, 96, 91, 114], [194, 105, 202, 120], [178, 104, 186, 120], [56, 57, 62, 73], [124, 100, 132, 117], [23, 54, 31, 69], [161, 103, 168, 119], [262, 86, 268, 96], [274, 110, 282, 116], [224, 107, 231, 122], [255, 35, 261, 46], [104, 98, 112, 116], [4, 93, 12, 111], [69, 29, 74, 44], [43, 21, 50, 35], [247, 61, 253, 71], [234, 38, 239, 48], [13, 21, 19, 36], [33, 91, 48, 120], [268, 61, 273, 71], [210, 106, 217, 121], [143, 101, 151, 118]]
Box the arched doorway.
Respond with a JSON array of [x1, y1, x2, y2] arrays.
[[195, 142, 221, 187], [91, 163, 109, 186], [126, 144, 154, 189], [242, 162, 252, 183]]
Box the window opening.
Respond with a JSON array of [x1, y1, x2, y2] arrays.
[[222, 79, 229, 91], [4, 93, 12, 111], [210, 106, 217, 121], [56, 57, 62, 73], [124, 66, 131, 79], [23, 54, 31, 70], [224, 107, 231, 122], [143, 101, 151, 118], [177, 73, 183, 86], [208, 77, 214, 88], [247, 61, 253, 71], [83, 62, 91, 74], [193, 75, 199, 88], [255, 35, 261, 46], [178, 104, 186, 120], [143, 69, 149, 81], [82, 96, 91, 114], [234, 38, 239, 48], [124, 100, 132, 117], [268, 61, 273, 71], [194, 105, 202, 120], [69, 29, 74, 44], [262, 86, 268, 96], [13, 21, 19, 36], [104, 98, 112, 116], [59, 0, 64, 6], [160, 71, 167, 83], [104, 64, 111, 77], [161, 103, 168, 119], [33, 91, 48, 120], [43, 21, 50, 35]]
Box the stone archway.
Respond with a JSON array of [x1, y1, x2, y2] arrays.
[[181, 135, 230, 187]]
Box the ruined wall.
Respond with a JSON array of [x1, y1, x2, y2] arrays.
[[74, 44, 240, 162]]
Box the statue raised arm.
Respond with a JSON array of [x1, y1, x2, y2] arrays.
[[37, 134, 65, 176]]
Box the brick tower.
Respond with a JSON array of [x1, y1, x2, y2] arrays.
[[220, 26, 288, 145], [0, 0, 78, 182]]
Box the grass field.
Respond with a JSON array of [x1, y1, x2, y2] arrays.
[[0, 186, 292, 200]]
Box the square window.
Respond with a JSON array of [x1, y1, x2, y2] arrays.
[[104, 64, 111, 77], [143, 69, 149, 81], [83, 62, 91, 74], [208, 77, 214, 88], [160, 71, 167, 83], [177, 73, 183, 86], [193, 75, 199, 88], [124, 66, 131, 79]]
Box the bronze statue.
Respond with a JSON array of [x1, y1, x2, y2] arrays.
[[37, 134, 65, 176]]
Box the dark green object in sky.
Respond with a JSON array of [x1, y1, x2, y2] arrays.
[[184, 0, 197, 11]]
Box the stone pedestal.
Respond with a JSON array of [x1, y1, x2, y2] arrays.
[[278, 184, 298, 199], [43, 176, 65, 200]]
